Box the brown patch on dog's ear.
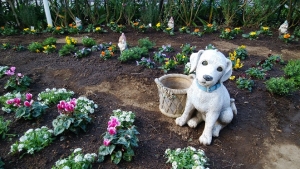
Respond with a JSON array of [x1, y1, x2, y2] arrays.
[[220, 58, 232, 83], [189, 50, 204, 73]]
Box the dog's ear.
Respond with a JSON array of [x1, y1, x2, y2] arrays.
[[220, 58, 232, 82], [189, 50, 204, 73]]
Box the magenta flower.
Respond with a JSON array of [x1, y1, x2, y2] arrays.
[[13, 98, 21, 107], [103, 139, 111, 146], [5, 69, 14, 76], [24, 100, 33, 107], [17, 73, 23, 77], [6, 99, 15, 105], [107, 127, 117, 135], [10, 67, 16, 72], [57, 100, 66, 111], [64, 103, 75, 112], [25, 93, 32, 101], [108, 117, 120, 128], [69, 98, 77, 107]]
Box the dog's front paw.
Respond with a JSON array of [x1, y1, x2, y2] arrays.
[[199, 134, 212, 145], [175, 117, 186, 126]]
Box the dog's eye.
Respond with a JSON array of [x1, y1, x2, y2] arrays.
[[202, 61, 208, 66], [217, 67, 223, 72]]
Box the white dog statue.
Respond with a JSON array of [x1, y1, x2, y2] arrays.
[[175, 49, 237, 145]]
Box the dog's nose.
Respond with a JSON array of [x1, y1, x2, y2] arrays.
[[203, 75, 213, 81]]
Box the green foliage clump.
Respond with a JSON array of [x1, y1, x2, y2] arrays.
[[0, 116, 11, 139], [265, 77, 297, 96], [245, 67, 266, 79], [118, 47, 148, 62], [137, 37, 155, 51], [28, 42, 43, 53], [283, 59, 300, 87], [82, 37, 96, 47], [58, 44, 77, 56], [236, 77, 254, 91], [42, 37, 57, 46]]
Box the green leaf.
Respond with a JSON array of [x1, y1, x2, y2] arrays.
[[123, 148, 134, 161], [97, 155, 105, 163], [112, 151, 122, 164], [98, 145, 115, 156], [53, 125, 65, 136], [116, 137, 129, 147], [15, 107, 27, 119]]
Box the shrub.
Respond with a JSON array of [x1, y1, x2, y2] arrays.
[[265, 77, 297, 96]]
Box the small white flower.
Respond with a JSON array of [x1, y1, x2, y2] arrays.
[[19, 135, 28, 142], [18, 144, 24, 152], [74, 148, 82, 153], [27, 148, 34, 154], [25, 129, 33, 134], [35, 128, 41, 132], [48, 129, 54, 133], [45, 88, 50, 92], [94, 104, 98, 108], [41, 126, 48, 129], [193, 154, 200, 160], [172, 161, 178, 169], [194, 160, 201, 165], [189, 146, 196, 152], [43, 134, 49, 139], [62, 166, 70, 169], [74, 154, 83, 162]]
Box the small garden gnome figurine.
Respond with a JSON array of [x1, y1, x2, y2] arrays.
[[278, 20, 288, 35], [168, 17, 174, 29], [75, 17, 82, 30], [118, 33, 127, 53]]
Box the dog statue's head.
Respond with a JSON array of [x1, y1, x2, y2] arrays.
[[190, 49, 232, 87]]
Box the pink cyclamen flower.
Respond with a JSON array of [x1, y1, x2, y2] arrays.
[[108, 117, 120, 128], [6, 99, 15, 105], [57, 100, 66, 110], [13, 98, 21, 107], [24, 100, 33, 107], [25, 93, 32, 101], [103, 139, 111, 146], [5, 70, 14, 76], [17, 73, 23, 77], [69, 98, 77, 107], [107, 127, 117, 135], [10, 67, 16, 72], [64, 103, 75, 112]]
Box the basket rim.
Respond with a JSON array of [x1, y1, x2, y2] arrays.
[[155, 74, 194, 94]]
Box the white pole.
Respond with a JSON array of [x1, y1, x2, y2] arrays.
[[43, 0, 53, 27]]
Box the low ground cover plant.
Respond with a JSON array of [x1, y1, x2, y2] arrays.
[[236, 76, 255, 91], [4, 67, 31, 92], [28, 42, 43, 53], [10, 126, 55, 158], [283, 59, 300, 87], [82, 37, 96, 47], [0, 116, 12, 139], [118, 47, 148, 62], [136, 57, 155, 68], [164, 146, 209, 169], [265, 77, 297, 96], [37, 88, 74, 106], [52, 148, 97, 169], [52, 96, 97, 136], [98, 109, 139, 164]]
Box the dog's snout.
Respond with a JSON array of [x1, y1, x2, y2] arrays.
[[203, 75, 213, 81]]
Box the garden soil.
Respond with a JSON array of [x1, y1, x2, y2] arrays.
[[0, 27, 299, 169]]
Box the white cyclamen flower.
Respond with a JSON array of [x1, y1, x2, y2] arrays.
[[19, 135, 28, 142], [73, 148, 82, 153], [172, 161, 178, 169], [25, 129, 33, 134], [74, 154, 83, 162]]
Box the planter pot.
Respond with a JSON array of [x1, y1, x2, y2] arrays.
[[155, 74, 194, 118]]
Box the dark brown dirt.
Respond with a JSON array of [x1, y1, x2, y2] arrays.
[[0, 27, 299, 169]]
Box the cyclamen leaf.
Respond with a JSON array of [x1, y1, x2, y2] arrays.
[[116, 137, 129, 147], [112, 151, 122, 164], [53, 125, 65, 136]]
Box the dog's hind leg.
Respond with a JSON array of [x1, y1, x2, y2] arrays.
[[175, 100, 195, 126], [187, 112, 203, 128], [212, 107, 234, 137]]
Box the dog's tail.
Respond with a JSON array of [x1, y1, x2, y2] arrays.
[[230, 98, 237, 115]]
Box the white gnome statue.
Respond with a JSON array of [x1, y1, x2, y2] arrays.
[[278, 20, 288, 35], [118, 33, 127, 53], [168, 17, 174, 29]]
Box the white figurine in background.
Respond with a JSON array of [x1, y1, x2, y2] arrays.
[[168, 17, 174, 29], [118, 33, 127, 53], [278, 20, 288, 35]]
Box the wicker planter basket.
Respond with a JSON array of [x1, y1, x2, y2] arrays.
[[155, 74, 194, 118]]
